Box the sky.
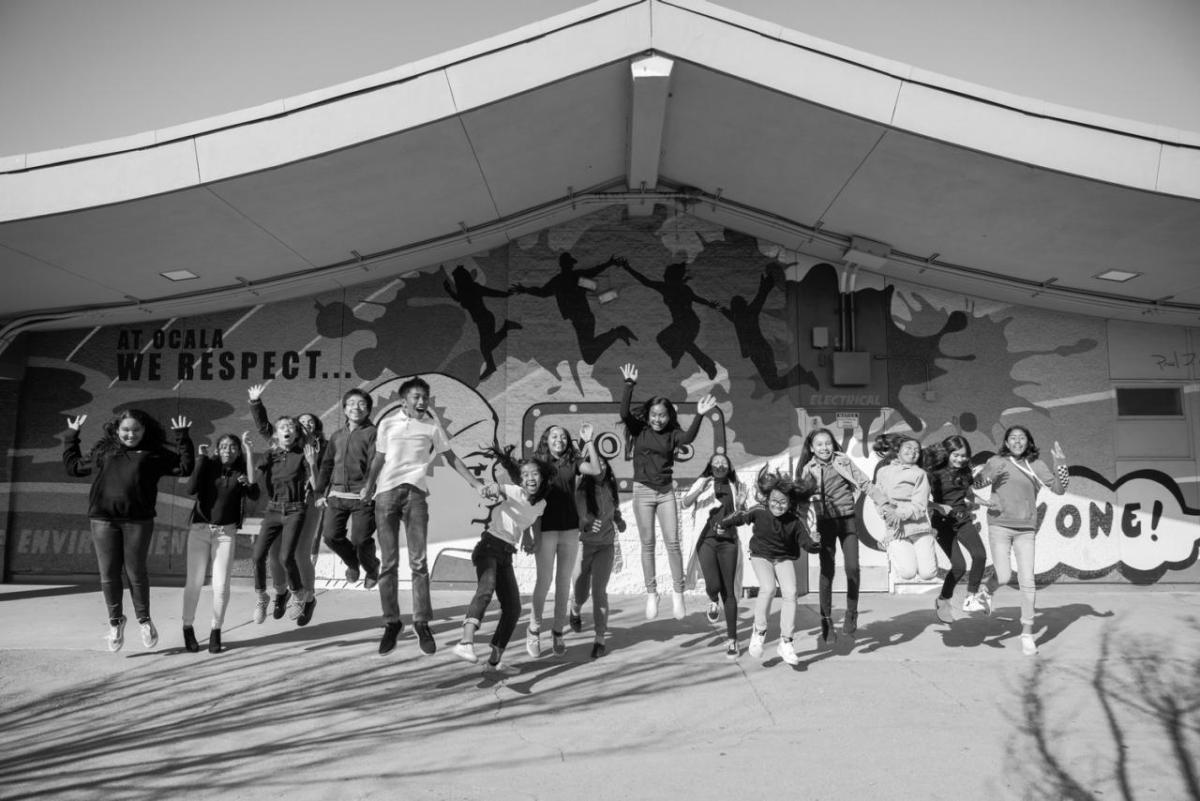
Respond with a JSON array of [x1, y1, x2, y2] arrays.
[[1, 0, 1199, 156]]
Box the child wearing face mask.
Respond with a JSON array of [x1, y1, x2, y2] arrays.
[[871, 434, 937, 583], [64, 409, 194, 652], [618, 362, 718, 622], [682, 453, 749, 658], [975, 425, 1069, 656], [453, 445, 538, 675], [183, 432, 259, 653], [720, 469, 818, 665], [924, 435, 988, 622], [796, 428, 872, 641]]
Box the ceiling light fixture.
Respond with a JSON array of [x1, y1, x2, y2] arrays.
[[843, 236, 892, 269], [1094, 269, 1141, 283], [160, 270, 198, 281]]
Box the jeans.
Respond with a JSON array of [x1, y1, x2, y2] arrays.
[[323, 495, 379, 577], [376, 485, 431, 624], [531, 529, 580, 634], [697, 533, 739, 641], [935, 517, 986, 597], [182, 523, 236, 628], [888, 532, 939, 581], [816, 516, 859, 618], [466, 533, 521, 650], [269, 497, 320, 595], [987, 524, 1037, 626], [90, 518, 154, 624], [750, 556, 797, 640], [573, 542, 615, 638], [632, 483, 682, 593], [253, 504, 306, 594]]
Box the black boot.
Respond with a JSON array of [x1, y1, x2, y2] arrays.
[[183, 625, 200, 653], [820, 616, 837, 644], [208, 628, 222, 654]]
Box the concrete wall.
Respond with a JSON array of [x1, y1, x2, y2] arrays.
[[4, 205, 1198, 590]]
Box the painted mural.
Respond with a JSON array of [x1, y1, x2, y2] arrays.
[[3, 204, 1198, 590]]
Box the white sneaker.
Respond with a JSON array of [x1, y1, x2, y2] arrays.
[[979, 590, 993, 616], [140, 619, 158, 649], [1020, 633, 1038, 656], [962, 593, 984, 613], [706, 601, 720, 624], [254, 592, 269, 624], [748, 627, 766, 658], [485, 661, 519, 677], [935, 597, 954, 624], [453, 641, 479, 663], [776, 639, 800, 666], [106, 616, 127, 652], [525, 629, 541, 658], [645, 593, 659, 620], [671, 591, 686, 620]]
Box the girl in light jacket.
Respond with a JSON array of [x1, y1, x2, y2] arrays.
[[974, 425, 1069, 656], [871, 435, 937, 582]]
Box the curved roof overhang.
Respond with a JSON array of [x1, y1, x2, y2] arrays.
[[3, 0, 1200, 341]]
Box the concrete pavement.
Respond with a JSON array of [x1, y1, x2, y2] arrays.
[[1, 582, 1198, 800]]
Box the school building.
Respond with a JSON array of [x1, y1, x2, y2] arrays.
[[2, 0, 1199, 592]]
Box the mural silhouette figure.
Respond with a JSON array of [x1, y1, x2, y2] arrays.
[[512, 252, 636, 366], [623, 259, 719, 379], [443, 265, 522, 380], [718, 266, 818, 395]]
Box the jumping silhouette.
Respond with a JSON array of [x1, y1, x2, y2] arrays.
[[718, 267, 818, 395], [443, 265, 522, 380], [512, 252, 636, 366], [622, 260, 719, 379]]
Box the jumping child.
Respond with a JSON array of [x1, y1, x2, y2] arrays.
[[924, 435, 989, 621], [570, 424, 624, 659], [871, 434, 937, 583]]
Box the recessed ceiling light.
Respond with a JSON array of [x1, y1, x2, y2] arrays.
[[1094, 269, 1140, 283], [160, 269, 198, 281]]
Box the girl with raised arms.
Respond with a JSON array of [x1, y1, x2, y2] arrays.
[[64, 409, 194, 651], [617, 362, 717, 621]]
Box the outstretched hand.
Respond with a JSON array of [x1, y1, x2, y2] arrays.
[[247, 384, 266, 401], [241, 431, 254, 452], [619, 363, 638, 383], [67, 414, 87, 431], [1051, 441, 1067, 463], [579, 422, 594, 443], [696, 395, 717, 415]]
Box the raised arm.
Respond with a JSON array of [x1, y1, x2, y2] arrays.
[[748, 271, 774, 315], [240, 431, 261, 502], [677, 395, 717, 446], [622, 262, 660, 289], [576, 423, 602, 477], [681, 474, 712, 509], [164, 417, 195, 477], [618, 364, 642, 432], [247, 384, 273, 439], [186, 445, 209, 496], [62, 415, 92, 477]]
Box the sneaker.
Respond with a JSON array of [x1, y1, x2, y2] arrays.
[[748, 627, 766, 659], [272, 590, 289, 620], [935, 596, 954, 624], [725, 639, 739, 659], [379, 621, 402, 656], [979, 589, 993, 616], [253, 593, 269, 624], [106, 616, 127, 652], [453, 641, 479, 663], [672, 591, 686, 620], [569, 606, 583, 633], [590, 641, 607, 659], [552, 630, 567, 656], [1020, 633, 1038, 656], [140, 619, 159, 649], [645, 593, 659, 620], [183, 625, 199, 653], [415, 622, 436, 655], [525, 629, 542, 658], [842, 611, 857, 636], [297, 595, 317, 627], [345, 565, 361, 584], [208, 628, 222, 654], [962, 593, 984, 613], [363, 569, 379, 591], [285, 593, 304, 621], [706, 601, 720, 624], [776, 639, 800, 666], [484, 661, 519, 677], [820, 616, 837, 644]]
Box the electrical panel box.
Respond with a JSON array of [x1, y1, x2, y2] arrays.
[[832, 352, 871, 386], [812, 326, 829, 348]]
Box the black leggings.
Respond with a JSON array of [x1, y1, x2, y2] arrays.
[[253, 506, 305, 593], [467, 534, 521, 650], [935, 517, 986, 597], [697, 535, 739, 641], [817, 516, 859, 618]]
